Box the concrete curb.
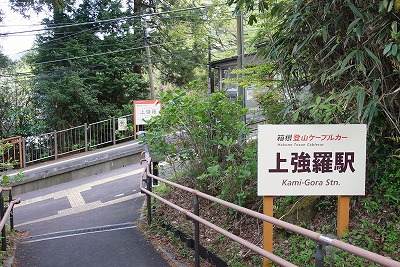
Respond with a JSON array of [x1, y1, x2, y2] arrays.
[[3, 141, 145, 195]]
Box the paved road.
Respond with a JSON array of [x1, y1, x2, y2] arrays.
[[13, 163, 170, 267]]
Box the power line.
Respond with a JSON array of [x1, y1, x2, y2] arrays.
[[31, 39, 187, 65], [3, 24, 143, 58], [0, 6, 209, 37], [1, 5, 212, 58], [1, 46, 209, 78], [1, 4, 248, 76], [1, 4, 243, 57]]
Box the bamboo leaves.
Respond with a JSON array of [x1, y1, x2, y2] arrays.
[[228, 0, 399, 134], [356, 86, 365, 120], [346, 0, 363, 18], [365, 48, 382, 72]]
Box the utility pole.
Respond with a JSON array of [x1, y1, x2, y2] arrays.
[[237, 11, 246, 120], [143, 16, 155, 100]]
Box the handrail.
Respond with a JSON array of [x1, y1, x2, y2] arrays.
[[141, 186, 297, 267], [0, 187, 20, 251], [0, 198, 21, 231], [1, 137, 22, 144], [140, 159, 400, 267]]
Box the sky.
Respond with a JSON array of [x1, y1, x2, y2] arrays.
[[0, 3, 46, 60]]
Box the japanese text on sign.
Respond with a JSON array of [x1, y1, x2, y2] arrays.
[[269, 151, 355, 173], [134, 100, 161, 126], [277, 134, 348, 142], [258, 124, 366, 196]]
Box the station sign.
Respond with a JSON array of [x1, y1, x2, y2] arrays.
[[133, 100, 161, 125], [258, 124, 366, 196]]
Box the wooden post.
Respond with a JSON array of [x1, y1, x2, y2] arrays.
[[133, 101, 137, 140], [337, 195, 350, 237], [263, 196, 274, 267]]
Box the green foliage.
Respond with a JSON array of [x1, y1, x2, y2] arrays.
[[225, 62, 288, 124], [0, 143, 13, 171], [253, 89, 285, 124], [0, 59, 44, 138], [292, 91, 349, 124], [144, 89, 256, 204], [29, 0, 148, 129], [146, 2, 208, 88], [274, 205, 399, 266], [0, 142, 26, 185], [371, 157, 400, 208], [226, 63, 277, 89], [115, 123, 134, 140], [231, 0, 400, 136], [0, 53, 11, 69], [226, 243, 249, 267]]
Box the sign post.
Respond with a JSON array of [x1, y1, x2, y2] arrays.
[[258, 124, 366, 266], [263, 196, 274, 267], [337, 195, 350, 237]]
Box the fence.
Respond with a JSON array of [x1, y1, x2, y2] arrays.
[[0, 137, 23, 170], [0, 114, 134, 168], [0, 187, 20, 251], [0, 107, 267, 170], [140, 158, 400, 267]]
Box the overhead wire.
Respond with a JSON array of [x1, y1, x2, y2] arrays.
[[26, 39, 188, 65], [1, 45, 209, 78], [1, 4, 248, 80], [1, 5, 214, 58], [0, 5, 210, 37]]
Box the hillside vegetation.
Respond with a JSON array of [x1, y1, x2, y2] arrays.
[[140, 89, 399, 266], [140, 1, 399, 266]]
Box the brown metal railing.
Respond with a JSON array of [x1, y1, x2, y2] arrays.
[[1, 136, 23, 170], [140, 158, 400, 267], [2, 114, 134, 168], [0, 187, 20, 251]]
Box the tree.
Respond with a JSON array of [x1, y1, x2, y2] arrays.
[[0, 57, 43, 138], [144, 0, 255, 90], [144, 2, 209, 89], [228, 0, 400, 136], [27, 0, 149, 129]]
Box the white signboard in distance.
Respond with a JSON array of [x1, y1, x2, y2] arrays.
[[134, 100, 161, 125], [118, 118, 127, 131]]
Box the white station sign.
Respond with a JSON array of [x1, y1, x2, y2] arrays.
[[258, 124, 366, 196], [134, 100, 161, 125]]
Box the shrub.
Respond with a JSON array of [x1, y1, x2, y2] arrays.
[[144, 89, 257, 205]]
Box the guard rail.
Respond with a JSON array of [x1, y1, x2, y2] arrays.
[[0, 114, 134, 168], [0, 187, 20, 251], [140, 158, 400, 267]]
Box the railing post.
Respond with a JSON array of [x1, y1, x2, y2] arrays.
[[8, 190, 14, 230], [89, 123, 92, 150], [146, 167, 152, 225], [194, 195, 200, 267], [152, 162, 159, 186], [113, 118, 116, 145], [54, 131, 58, 160], [315, 243, 324, 267], [84, 123, 88, 152], [0, 191, 6, 251], [18, 137, 23, 169], [22, 137, 27, 168]]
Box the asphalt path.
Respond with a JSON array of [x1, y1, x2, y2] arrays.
[[12, 163, 170, 267]]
